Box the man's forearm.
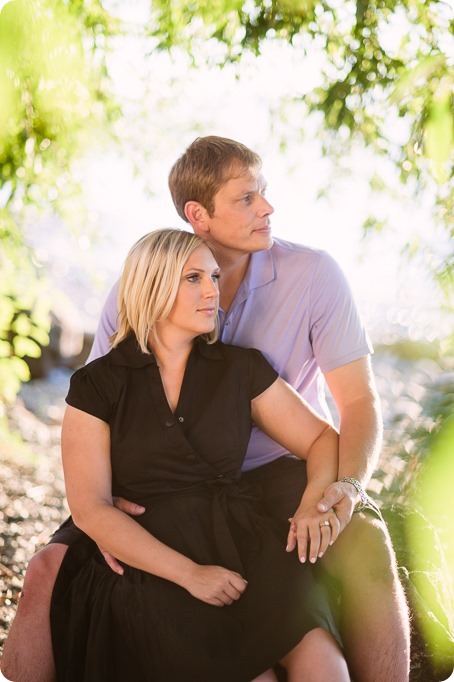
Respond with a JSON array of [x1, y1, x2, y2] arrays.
[[337, 394, 383, 487]]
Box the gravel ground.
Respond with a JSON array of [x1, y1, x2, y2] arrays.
[[0, 371, 70, 649], [1, 349, 453, 678]]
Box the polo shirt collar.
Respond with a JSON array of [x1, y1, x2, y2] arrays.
[[244, 245, 275, 292]]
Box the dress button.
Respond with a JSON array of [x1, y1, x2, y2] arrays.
[[187, 454, 197, 462], [165, 418, 175, 427], [178, 416, 184, 423]]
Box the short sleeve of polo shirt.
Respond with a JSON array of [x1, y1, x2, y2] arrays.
[[86, 281, 120, 363], [309, 252, 373, 374], [65, 359, 120, 423], [244, 347, 279, 399]]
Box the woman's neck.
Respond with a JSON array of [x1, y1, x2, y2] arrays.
[[148, 332, 194, 413], [148, 332, 194, 371]]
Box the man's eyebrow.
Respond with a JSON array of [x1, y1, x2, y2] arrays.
[[234, 186, 261, 197]]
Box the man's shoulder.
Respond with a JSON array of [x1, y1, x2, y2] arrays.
[[271, 237, 329, 262], [270, 238, 340, 276]]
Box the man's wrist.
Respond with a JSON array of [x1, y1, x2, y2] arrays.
[[339, 476, 368, 511]]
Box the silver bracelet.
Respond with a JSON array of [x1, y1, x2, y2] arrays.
[[339, 476, 368, 512]]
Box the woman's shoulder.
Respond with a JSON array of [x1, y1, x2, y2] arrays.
[[208, 340, 265, 361], [206, 341, 276, 376], [69, 348, 126, 394]]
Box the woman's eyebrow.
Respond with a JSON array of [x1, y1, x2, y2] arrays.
[[183, 267, 220, 273]]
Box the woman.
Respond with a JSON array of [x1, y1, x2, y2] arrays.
[[51, 229, 350, 681]]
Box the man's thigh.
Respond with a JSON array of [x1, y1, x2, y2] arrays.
[[321, 511, 393, 582], [48, 516, 82, 546], [243, 457, 308, 527]]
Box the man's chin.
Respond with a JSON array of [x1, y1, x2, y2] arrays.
[[252, 233, 273, 251]]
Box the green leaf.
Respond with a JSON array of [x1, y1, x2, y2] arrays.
[[390, 55, 446, 105], [12, 336, 42, 358], [11, 312, 32, 337], [0, 339, 12, 357], [425, 95, 454, 180]]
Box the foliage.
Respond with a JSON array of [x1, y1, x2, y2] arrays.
[[1, 0, 453, 405], [407, 413, 454, 667], [148, 0, 454, 285], [367, 341, 454, 673], [0, 0, 119, 405], [374, 338, 454, 505]]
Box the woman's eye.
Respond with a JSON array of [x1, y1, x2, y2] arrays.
[[211, 273, 221, 283], [187, 274, 200, 283]]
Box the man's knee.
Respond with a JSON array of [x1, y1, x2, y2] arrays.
[[325, 513, 399, 585], [22, 544, 68, 599]]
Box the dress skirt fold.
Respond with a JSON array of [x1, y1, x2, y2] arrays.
[[51, 480, 338, 682]]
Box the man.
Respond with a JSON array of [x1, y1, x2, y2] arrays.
[[1, 136, 410, 682]]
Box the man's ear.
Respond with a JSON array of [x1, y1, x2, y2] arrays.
[[185, 201, 210, 235]]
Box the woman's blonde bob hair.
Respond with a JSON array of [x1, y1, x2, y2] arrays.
[[111, 228, 219, 353]]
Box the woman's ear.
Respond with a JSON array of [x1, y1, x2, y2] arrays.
[[185, 201, 210, 235]]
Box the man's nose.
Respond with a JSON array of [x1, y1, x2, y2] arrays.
[[258, 195, 274, 216]]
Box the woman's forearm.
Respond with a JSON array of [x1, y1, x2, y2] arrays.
[[299, 425, 339, 506], [73, 503, 196, 588], [62, 407, 201, 591], [286, 426, 340, 563]]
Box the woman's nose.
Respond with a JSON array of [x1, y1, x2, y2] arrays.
[[204, 278, 219, 298]]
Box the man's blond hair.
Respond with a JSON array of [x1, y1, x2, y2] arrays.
[[111, 228, 219, 353], [169, 136, 262, 220]]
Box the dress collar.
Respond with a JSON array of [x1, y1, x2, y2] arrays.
[[109, 334, 224, 368]]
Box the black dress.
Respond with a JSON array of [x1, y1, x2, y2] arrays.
[[51, 336, 339, 682]]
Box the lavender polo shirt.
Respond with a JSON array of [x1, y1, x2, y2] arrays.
[[87, 238, 373, 471]]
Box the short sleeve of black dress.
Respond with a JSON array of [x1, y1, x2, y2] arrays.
[[65, 357, 119, 423], [244, 347, 279, 399]]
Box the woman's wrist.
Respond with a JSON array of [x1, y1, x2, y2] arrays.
[[298, 484, 329, 509], [174, 557, 200, 590]]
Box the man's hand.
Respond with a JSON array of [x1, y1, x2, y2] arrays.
[[99, 497, 146, 575], [286, 504, 341, 564], [316, 481, 358, 531], [181, 565, 248, 606]]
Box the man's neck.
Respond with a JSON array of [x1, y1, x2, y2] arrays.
[[216, 251, 251, 312]]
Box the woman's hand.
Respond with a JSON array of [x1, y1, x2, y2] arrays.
[[286, 503, 341, 564], [181, 564, 248, 606]]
